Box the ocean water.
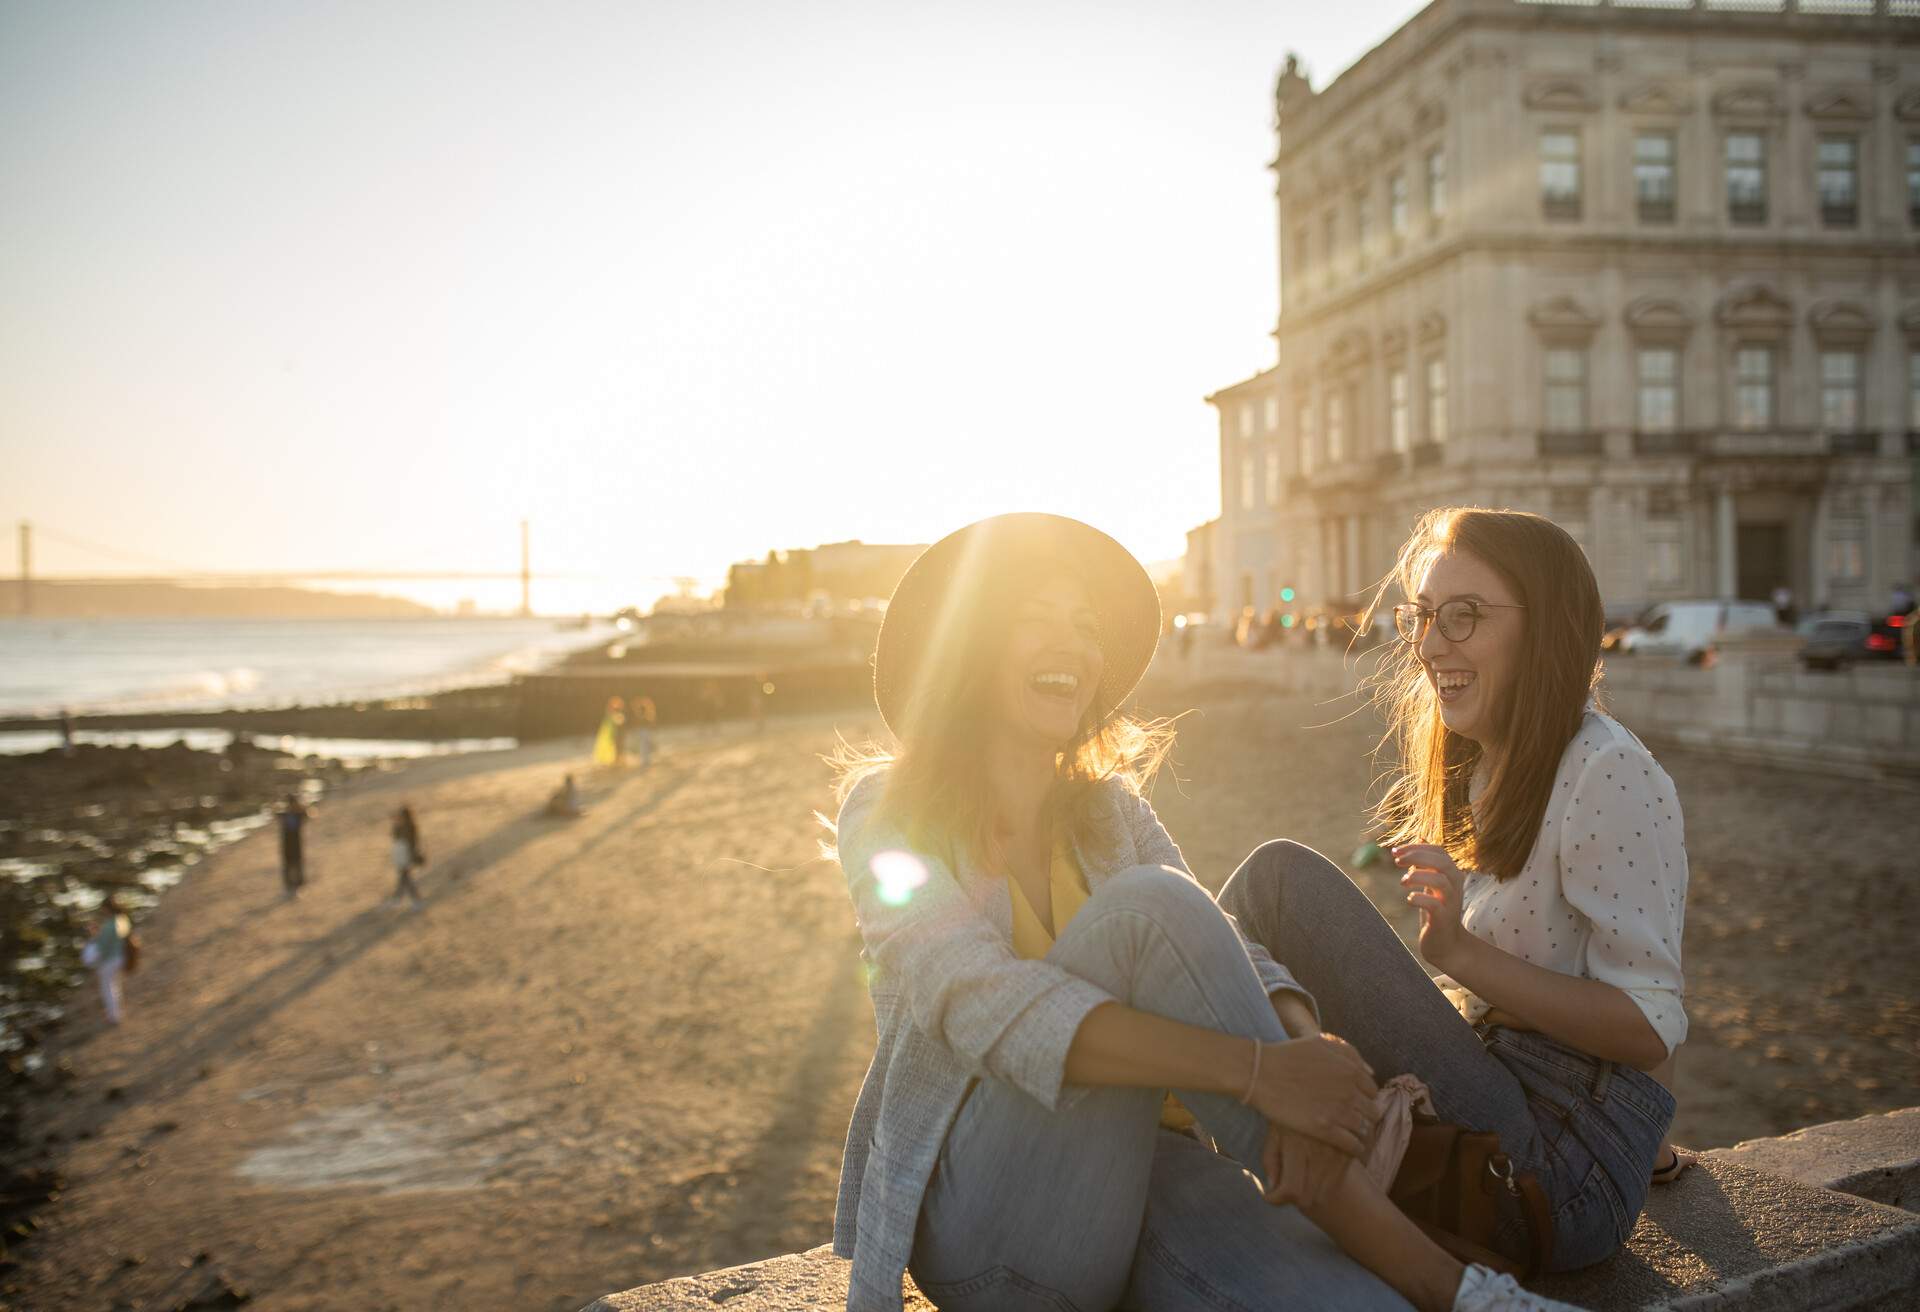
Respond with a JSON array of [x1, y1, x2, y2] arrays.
[[0, 617, 616, 719]]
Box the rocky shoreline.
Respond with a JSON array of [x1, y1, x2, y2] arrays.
[[0, 736, 385, 1282], [0, 741, 370, 1052]]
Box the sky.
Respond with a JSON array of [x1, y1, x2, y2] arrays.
[[0, 0, 1428, 614]]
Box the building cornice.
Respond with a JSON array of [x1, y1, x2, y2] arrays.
[[1528, 293, 1602, 343], [1203, 366, 1286, 405], [1273, 0, 1920, 165], [1808, 299, 1877, 345], [1625, 296, 1697, 343], [1273, 231, 1920, 341]]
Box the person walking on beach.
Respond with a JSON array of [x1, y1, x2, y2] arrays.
[[277, 794, 310, 897], [388, 804, 425, 909], [825, 513, 1567, 1312], [58, 707, 76, 757], [592, 697, 627, 768], [81, 895, 132, 1025], [633, 696, 657, 770]]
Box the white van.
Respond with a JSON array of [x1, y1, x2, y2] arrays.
[[1615, 600, 1782, 662]]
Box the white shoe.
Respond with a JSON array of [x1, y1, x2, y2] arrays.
[[1452, 1263, 1585, 1311]]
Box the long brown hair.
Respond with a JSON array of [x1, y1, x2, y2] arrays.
[[826, 566, 1173, 871], [1368, 508, 1604, 880]]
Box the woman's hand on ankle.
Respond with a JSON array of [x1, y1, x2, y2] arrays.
[[1261, 1121, 1354, 1210], [1250, 1033, 1380, 1157]]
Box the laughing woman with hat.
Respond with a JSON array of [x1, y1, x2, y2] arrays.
[[826, 514, 1569, 1312]]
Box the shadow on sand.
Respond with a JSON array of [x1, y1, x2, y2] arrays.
[[78, 756, 703, 1135]]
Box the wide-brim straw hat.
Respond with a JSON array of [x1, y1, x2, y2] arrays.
[[873, 512, 1161, 738]]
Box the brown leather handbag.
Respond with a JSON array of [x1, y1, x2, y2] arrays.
[[1389, 1115, 1555, 1279]]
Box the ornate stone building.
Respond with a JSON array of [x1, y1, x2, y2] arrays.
[[1207, 0, 1920, 620]]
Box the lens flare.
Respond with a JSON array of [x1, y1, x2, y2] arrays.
[[870, 849, 929, 907]]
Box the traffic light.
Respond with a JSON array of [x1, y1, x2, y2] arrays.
[[1280, 586, 1296, 603]]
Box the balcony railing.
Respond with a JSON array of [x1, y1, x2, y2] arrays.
[[1538, 430, 1604, 457], [1826, 430, 1880, 456], [1700, 428, 1825, 457], [1633, 429, 1699, 455], [1305, 462, 1372, 492], [1624, 428, 1882, 457]]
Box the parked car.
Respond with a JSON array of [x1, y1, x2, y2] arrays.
[[1613, 599, 1784, 663], [1866, 613, 1909, 662], [1794, 609, 1909, 670], [1798, 617, 1876, 670]]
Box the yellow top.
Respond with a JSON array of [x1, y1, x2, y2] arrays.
[[1007, 838, 1196, 1135]]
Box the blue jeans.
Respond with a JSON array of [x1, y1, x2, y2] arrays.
[[1217, 842, 1675, 1272], [909, 866, 1414, 1312]]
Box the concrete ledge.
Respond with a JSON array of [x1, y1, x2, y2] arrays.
[[581, 1245, 932, 1311], [584, 1114, 1920, 1311], [1703, 1108, 1920, 1212], [1535, 1158, 1920, 1311]]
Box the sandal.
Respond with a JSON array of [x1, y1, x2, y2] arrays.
[[1650, 1146, 1695, 1185]]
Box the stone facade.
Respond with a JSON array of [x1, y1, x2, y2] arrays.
[[1207, 0, 1920, 620], [1181, 517, 1220, 615]]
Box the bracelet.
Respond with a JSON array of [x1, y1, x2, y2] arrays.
[[1239, 1038, 1262, 1105]]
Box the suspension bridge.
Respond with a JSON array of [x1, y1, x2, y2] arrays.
[[6, 521, 695, 617]]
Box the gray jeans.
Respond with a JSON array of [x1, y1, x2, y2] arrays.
[[909, 865, 1413, 1312]]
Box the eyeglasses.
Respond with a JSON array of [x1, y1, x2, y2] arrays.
[[1391, 600, 1526, 645]]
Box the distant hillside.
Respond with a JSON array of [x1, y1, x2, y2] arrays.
[[0, 580, 436, 620]]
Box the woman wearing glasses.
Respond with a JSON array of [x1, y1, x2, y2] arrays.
[[1215, 507, 1688, 1273]]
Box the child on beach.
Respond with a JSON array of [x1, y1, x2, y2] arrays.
[[80, 895, 132, 1025], [389, 804, 425, 909]]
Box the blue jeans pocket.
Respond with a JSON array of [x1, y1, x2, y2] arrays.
[[1550, 1159, 1634, 1272], [915, 1265, 1084, 1312], [1609, 1066, 1678, 1140]]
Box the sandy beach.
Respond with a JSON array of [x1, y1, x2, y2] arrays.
[[8, 684, 1916, 1310]]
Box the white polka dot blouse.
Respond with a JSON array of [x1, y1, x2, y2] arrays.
[[1437, 706, 1690, 1058]]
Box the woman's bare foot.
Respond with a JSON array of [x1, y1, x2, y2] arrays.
[[1650, 1143, 1696, 1185]]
